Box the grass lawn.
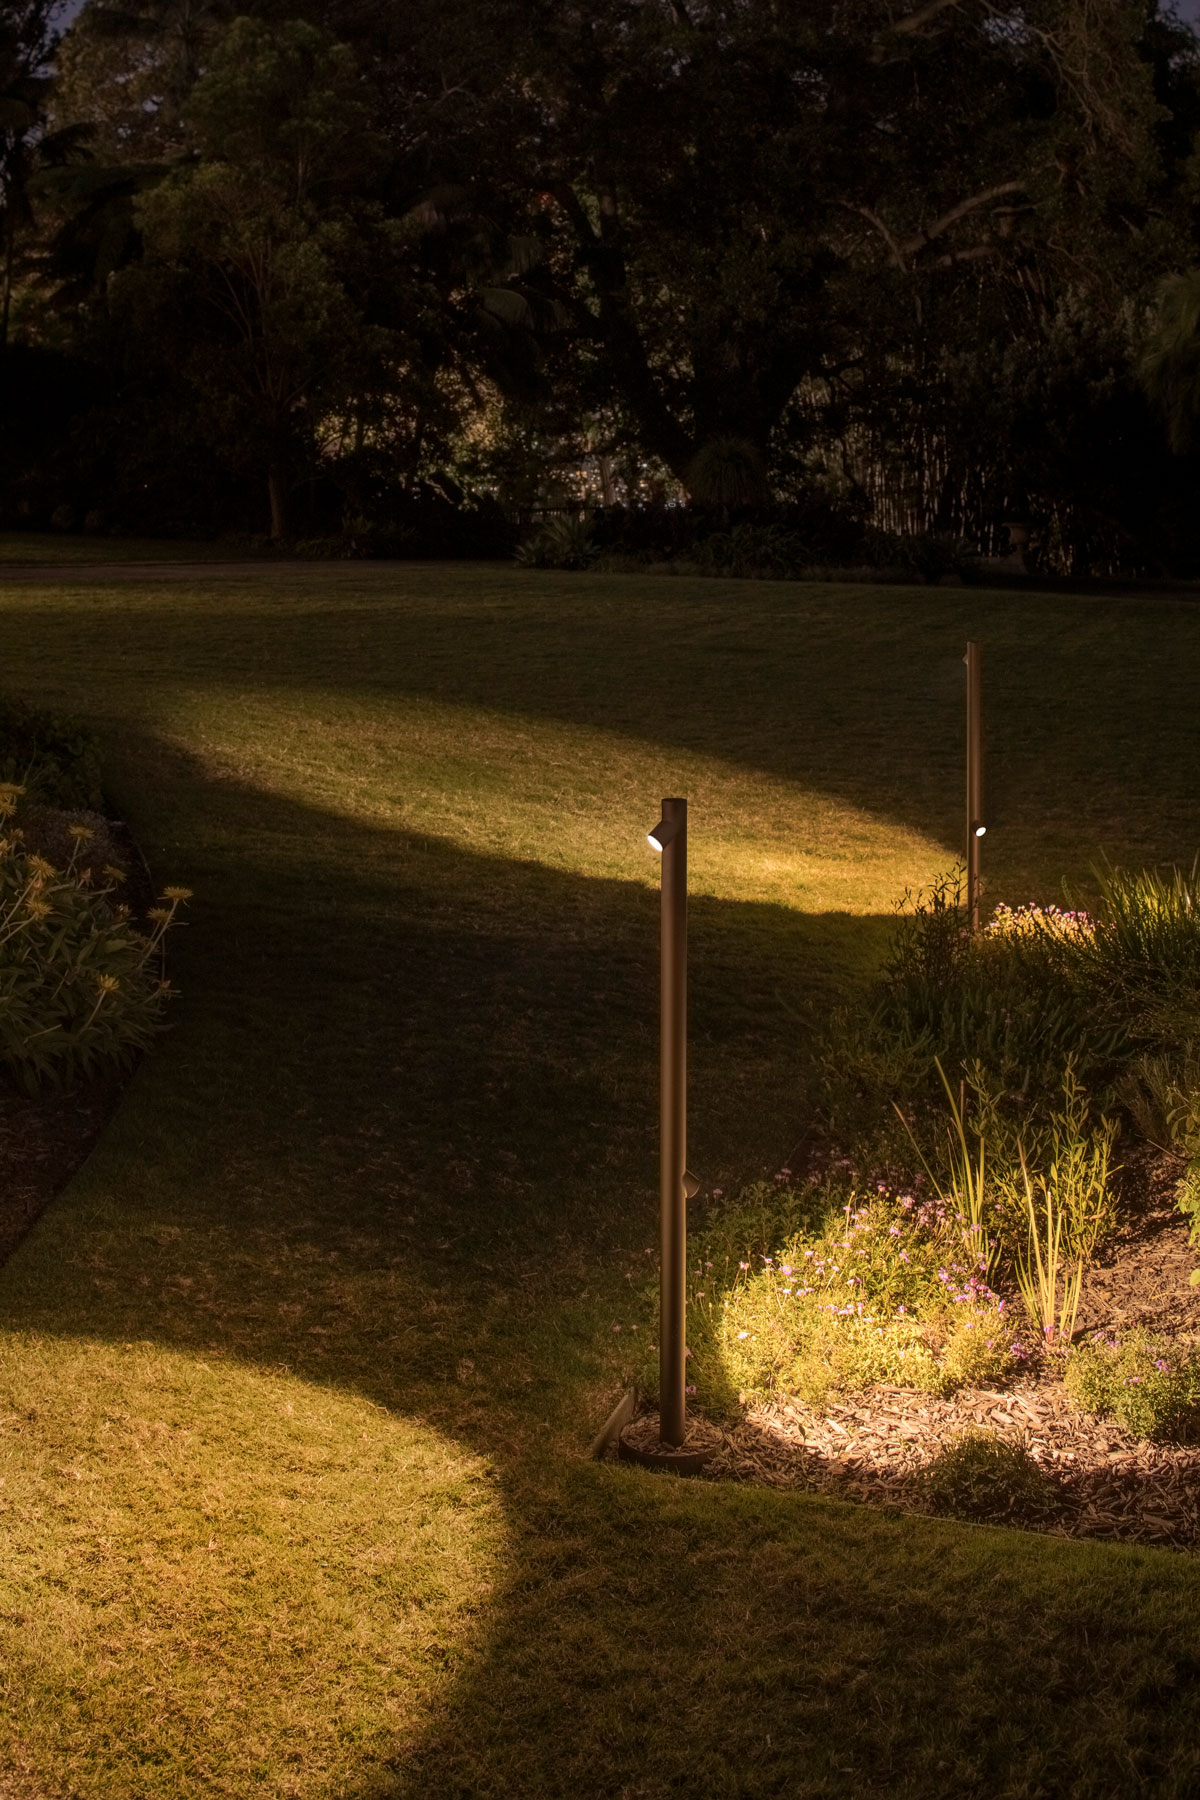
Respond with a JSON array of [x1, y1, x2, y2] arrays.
[[2, 560, 1200, 1797], [0, 531, 279, 564]]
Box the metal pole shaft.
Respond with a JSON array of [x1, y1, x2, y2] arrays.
[[966, 640, 983, 931], [659, 797, 687, 1448]]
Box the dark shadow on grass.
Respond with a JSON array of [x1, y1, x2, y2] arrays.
[[2, 732, 1200, 1796]]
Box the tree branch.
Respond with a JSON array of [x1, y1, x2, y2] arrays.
[[885, 0, 964, 38], [897, 179, 1025, 258], [841, 201, 907, 269]]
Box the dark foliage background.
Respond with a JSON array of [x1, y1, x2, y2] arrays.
[[4, 0, 1200, 571]]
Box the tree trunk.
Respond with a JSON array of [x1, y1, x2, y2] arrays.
[[0, 217, 13, 357], [267, 465, 290, 542]]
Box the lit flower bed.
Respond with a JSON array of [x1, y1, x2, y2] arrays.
[[688, 1188, 1024, 1411]]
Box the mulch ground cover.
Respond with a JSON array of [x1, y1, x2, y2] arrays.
[[617, 1151, 1200, 1549]]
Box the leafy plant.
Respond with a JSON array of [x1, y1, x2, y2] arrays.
[[0, 782, 188, 1090], [514, 514, 596, 570], [1116, 1048, 1200, 1153], [1065, 1331, 1200, 1442], [0, 696, 104, 811], [691, 523, 807, 580], [916, 1430, 1066, 1527], [685, 437, 768, 510], [1073, 861, 1200, 1046], [892, 1051, 1116, 1281], [864, 875, 1115, 1108]]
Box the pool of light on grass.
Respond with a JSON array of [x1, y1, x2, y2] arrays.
[[159, 687, 950, 915], [0, 1334, 505, 1798]]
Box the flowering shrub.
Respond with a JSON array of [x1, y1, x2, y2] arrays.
[[685, 1187, 1021, 1411], [1064, 1330, 1200, 1442], [0, 782, 188, 1090], [984, 901, 1094, 946]]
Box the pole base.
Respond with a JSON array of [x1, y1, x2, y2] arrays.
[[618, 1411, 719, 1475]]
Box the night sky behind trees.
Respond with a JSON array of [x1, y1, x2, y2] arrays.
[[5, 0, 1200, 574]]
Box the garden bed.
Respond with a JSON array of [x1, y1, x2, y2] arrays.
[[617, 1165, 1200, 1550], [0, 794, 165, 1267], [620, 869, 1200, 1548], [618, 1372, 1200, 1549]]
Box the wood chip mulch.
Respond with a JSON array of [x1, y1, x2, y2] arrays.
[[612, 1150, 1200, 1550], [700, 1376, 1200, 1550], [614, 1381, 1200, 1549]]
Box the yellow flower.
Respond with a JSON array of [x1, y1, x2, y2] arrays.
[[26, 854, 56, 879], [146, 907, 171, 923], [162, 886, 193, 903], [67, 824, 94, 842], [24, 897, 51, 920], [102, 864, 127, 883], [96, 974, 120, 993]]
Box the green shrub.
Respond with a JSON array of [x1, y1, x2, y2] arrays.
[[867, 875, 1114, 1106], [0, 697, 104, 811], [916, 1431, 1065, 1526], [685, 437, 767, 509], [1073, 862, 1200, 1048], [514, 515, 596, 570], [1064, 1330, 1200, 1441], [691, 523, 808, 580], [680, 1186, 1023, 1415], [1117, 1048, 1200, 1152], [0, 783, 188, 1091]]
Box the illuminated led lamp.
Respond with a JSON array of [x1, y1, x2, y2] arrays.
[[620, 797, 709, 1473], [964, 640, 985, 930]]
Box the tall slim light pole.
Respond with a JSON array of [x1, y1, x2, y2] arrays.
[[965, 640, 985, 930], [647, 797, 697, 1448]]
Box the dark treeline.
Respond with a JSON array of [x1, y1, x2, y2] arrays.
[[5, 0, 1200, 572]]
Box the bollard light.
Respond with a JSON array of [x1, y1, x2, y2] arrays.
[[964, 641, 985, 930], [648, 796, 697, 1449]]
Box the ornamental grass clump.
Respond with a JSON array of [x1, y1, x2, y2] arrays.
[[863, 874, 1113, 1107], [1065, 1330, 1200, 1442], [0, 782, 188, 1091], [686, 1185, 1022, 1412]]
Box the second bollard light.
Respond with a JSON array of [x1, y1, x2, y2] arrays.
[[965, 640, 985, 930]]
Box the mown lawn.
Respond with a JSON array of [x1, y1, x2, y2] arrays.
[[2, 557, 1200, 1798]]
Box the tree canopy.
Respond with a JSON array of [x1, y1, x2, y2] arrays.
[[3, 0, 1200, 570]]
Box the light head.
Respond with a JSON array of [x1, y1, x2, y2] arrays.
[[648, 798, 686, 853], [973, 822, 987, 839]]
